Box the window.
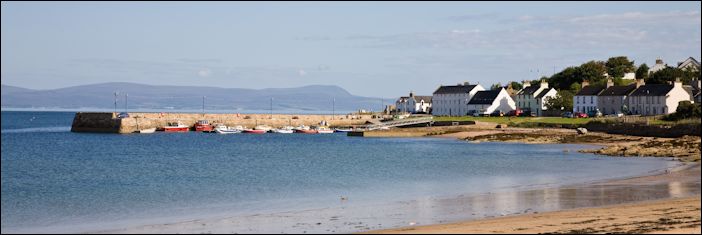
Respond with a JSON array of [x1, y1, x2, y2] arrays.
[[590, 96, 593, 104]]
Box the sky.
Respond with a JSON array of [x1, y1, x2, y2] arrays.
[[1, 1, 701, 97]]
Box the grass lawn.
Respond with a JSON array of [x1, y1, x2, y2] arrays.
[[433, 116, 593, 125]]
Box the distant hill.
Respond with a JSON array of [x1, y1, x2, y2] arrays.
[[0, 83, 388, 112]]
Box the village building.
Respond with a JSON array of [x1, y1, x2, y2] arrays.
[[466, 88, 516, 115], [649, 58, 668, 75], [677, 57, 701, 71], [691, 79, 701, 103], [628, 79, 690, 116], [394, 92, 432, 114], [597, 79, 642, 115], [515, 80, 557, 116], [432, 82, 485, 116], [573, 80, 604, 113]]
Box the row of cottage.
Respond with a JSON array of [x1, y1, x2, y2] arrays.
[[396, 57, 701, 117]]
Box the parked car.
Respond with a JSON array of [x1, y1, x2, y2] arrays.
[[117, 112, 130, 118], [587, 109, 603, 118], [519, 111, 536, 117], [490, 110, 504, 117], [574, 112, 588, 118], [562, 112, 574, 118], [467, 110, 480, 117], [506, 109, 523, 117]]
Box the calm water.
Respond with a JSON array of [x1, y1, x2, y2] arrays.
[[1, 111, 679, 233]]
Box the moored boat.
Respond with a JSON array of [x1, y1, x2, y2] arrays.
[[243, 129, 266, 134], [270, 126, 294, 134], [134, 128, 156, 134], [194, 120, 214, 132], [163, 121, 189, 132], [334, 128, 353, 132], [314, 126, 334, 134], [213, 124, 241, 134]]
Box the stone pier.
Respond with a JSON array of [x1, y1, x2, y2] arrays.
[[70, 112, 379, 134]]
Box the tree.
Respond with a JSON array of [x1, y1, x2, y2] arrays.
[[664, 101, 701, 121], [648, 67, 700, 84], [509, 81, 523, 91], [605, 56, 635, 78], [490, 82, 502, 90], [545, 90, 574, 111], [636, 63, 649, 80]]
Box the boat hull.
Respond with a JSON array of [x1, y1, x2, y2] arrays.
[[135, 128, 156, 133], [195, 125, 214, 132], [215, 129, 242, 134], [317, 130, 334, 134], [243, 129, 266, 134], [294, 129, 317, 134], [164, 127, 189, 132]]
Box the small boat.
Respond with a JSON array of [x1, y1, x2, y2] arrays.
[[213, 125, 241, 134], [163, 121, 189, 132], [194, 120, 214, 132], [334, 128, 353, 133], [270, 126, 294, 134], [314, 126, 334, 134], [294, 125, 316, 134], [134, 128, 156, 134], [243, 129, 266, 134]]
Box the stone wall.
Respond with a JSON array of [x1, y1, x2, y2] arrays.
[[71, 112, 378, 134], [584, 122, 701, 138]]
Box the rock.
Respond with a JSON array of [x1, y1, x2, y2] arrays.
[[576, 127, 588, 135], [496, 124, 505, 129]]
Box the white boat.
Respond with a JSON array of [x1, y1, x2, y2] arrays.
[[270, 126, 294, 134], [314, 126, 334, 134], [134, 128, 156, 133], [334, 128, 353, 132], [254, 125, 272, 132], [214, 125, 242, 134]]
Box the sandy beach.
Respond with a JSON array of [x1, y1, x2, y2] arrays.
[[365, 196, 701, 234]]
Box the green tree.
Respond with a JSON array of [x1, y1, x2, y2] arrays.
[[509, 81, 523, 91], [490, 82, 502, 90], [636, 63, 649, 80], [648, 67, 699, 84], [569, 82, 582, 93], [605, 56, 635, 78], [545, 90, 574, 111], [664, 101, 701, 121]]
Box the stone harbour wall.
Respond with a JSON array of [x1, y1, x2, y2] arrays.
[[71, 112, 378, 134]]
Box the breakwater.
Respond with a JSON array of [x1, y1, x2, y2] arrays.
[[71, 112, 377, 133]]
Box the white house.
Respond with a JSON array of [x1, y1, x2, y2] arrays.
[[677, 57, 700, 71], [395, 92, 432, 114], [515, 80, 557, 116], [573, 80, 604, 113], [467, 88, 516, 115], [432, 82, 485, 116], [628, 79, 690, 116], [649, 58, 667, 75]]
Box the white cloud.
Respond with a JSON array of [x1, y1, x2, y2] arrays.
[[198, 68, 212, 77]]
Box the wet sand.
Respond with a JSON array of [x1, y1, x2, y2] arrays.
[[365, 163, 701, 234], [81, 163, 701, 234]]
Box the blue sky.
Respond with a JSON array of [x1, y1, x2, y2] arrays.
[[2, 1, 700, 97]]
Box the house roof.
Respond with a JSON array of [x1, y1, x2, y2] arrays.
[[629, 84, 674, 97], [396, 96, 410, 103], [678, 57, 701, 70], [433, 85, 479, 95], [575, 86, 604, 96], [598, 84, 637, 96], [467, 90, 501, 105], [534, 88, 555, 99], [414, 95, 432, 103], [517, 85, 541, 95], [682, 85, 696, 100]]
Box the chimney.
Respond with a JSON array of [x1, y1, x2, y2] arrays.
[[409, 91, 414, 97], [655, 58, 664, 65], [540, 79, 548, 88], [581, 80, 589, 88], [635, 78, 645, 88], [522, 80, 531, 88], [674, 78, 682, 88], [464, 81, 470, 86], [606, 78, 614, 88]]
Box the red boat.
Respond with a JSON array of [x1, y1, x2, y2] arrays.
[[163, 121, 189, 132], [194, 120, 214, 132], [243, 129, 266, 134]]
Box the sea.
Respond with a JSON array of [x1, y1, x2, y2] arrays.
[[0, 111, 681, 233]]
